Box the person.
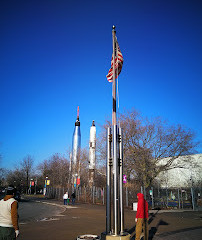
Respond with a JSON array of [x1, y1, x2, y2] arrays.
[[63, 192, 69, 205], [71, 192, 76, 205], [0, 186, 19, 239], [135, 193, 148, 240]]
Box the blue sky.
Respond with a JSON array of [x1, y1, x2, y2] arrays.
[[0, 0, 202, 170]]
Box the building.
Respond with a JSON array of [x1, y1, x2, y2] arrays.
[[156, 153, 202, 188]]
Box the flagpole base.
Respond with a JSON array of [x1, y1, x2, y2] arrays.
[[101, 232, 131, 240]]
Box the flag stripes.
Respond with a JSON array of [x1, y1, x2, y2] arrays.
[[106, 38, 123, 82]]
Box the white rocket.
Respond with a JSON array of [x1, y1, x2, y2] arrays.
[[89, 121, 96, 185]]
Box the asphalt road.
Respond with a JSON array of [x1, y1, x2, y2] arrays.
[[0, 194, 65, 223], [16, 198, 202, 240], [153, 228, 202, 240], [18, 199, 64, 223], [149, 211, 202, 240], [1, 195, 202, 240]]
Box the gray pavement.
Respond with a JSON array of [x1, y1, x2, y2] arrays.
[[153, 227, 202, 240], [16, 197, 202, 240], [18, 199, 64, 223]]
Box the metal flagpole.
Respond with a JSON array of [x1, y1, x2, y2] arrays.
[[102, 25, 130, 240], [112, 25, 116, 127], [112, 25, 120, 236]]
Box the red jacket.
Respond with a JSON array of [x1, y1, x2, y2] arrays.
[[136, 193, 148, 219]]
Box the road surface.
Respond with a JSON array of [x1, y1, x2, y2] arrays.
[[16, 198, 202, 240], [1, 195, 201, 240], [18, 199, 64, 223]]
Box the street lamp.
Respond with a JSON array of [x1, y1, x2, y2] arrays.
[[45, 176, 48, 186], [44, 176, 48, 196], [35, 177, 37, 195], [29, 178, 33, 195]]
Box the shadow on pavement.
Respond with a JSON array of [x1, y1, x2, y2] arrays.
[[127, 225, 136, 240], [148, 211, 159, 224], [129, 211, 160, 240], [155, 226, 202, 238], [128, 225, 136, 235], [149, 220, 168, 240]]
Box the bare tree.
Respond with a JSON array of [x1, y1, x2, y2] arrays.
[[6, 168, 26, 191], [0, 168, 9, 188], [97, 109, 199, 188], [20, 155, 34, 193], [0, 144, 4, 186], [78, 148, 89, 187], [38, 153, 69, 188]]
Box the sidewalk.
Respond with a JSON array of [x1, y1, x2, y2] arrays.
[[18, 199, 202, 240]]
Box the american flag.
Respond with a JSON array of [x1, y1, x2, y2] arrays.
[[106, 38, 123, 82]]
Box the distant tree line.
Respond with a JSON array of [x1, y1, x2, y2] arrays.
[[0, 109, 200, 193]]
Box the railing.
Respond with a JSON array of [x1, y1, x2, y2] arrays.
[[45, 185, 202, 210]]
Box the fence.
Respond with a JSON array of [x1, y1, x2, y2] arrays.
[[45, 185, 202, 210]]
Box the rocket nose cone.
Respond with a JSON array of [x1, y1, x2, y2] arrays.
[[75, 119, 80, 126], [75, 106, 80, 126]]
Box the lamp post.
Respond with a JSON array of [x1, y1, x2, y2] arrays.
[[35, 177, 37, 195], [190, 175, 195, 210], [44, 176, 48, 196]]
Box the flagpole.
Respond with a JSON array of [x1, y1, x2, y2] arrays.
[[112, 25, 116, 126], [112, 25, 119, 236], [102, 26, 131, 240]]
